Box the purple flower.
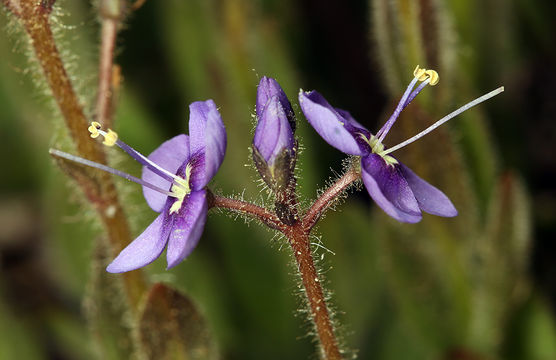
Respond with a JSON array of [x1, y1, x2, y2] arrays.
[[252, 77, 296, 190], [53, 100, 227, 272], [106, 100, 226, 272], [299, 66, 503, 223]]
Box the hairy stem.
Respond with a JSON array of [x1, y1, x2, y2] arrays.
[[303, 165, 360, 232], [207, 191, 285, 231], [210, 189, 343, 358], [208, 162, 358, 358], [15, 0, 146, 311], [95, 18, 118, 128], [96, 0, 125, 128], [287, 223, 342, 360]]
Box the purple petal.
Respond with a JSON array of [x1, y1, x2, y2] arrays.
[[334, 108, 368, 133], [253, 95, 295, 165], [106, 212, 173, 273], [257, 77, 296, 131], [361, 154, 422, 223], [142, 135, 190, 212], [188, 100, 227, 189], [400, 164, 458, 217], [166, 190, 208, 269], [299, 90, 367, 156]]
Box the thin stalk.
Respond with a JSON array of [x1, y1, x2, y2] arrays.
[[210, 162, 359, 359], [303, 165, 360, 232], [287, 223, 342, 360], [207, 191, 285, 231]]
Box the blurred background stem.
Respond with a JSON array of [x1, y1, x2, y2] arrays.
[[10, 0, 146, 312], [95, 0, 122, 129]]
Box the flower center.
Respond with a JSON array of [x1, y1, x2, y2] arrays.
[[168, 164, 193, 214], [359, 133, 398, 166]]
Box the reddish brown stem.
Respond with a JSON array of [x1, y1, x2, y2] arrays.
[[207, 191, 285, 232], [16, 0, 146, 311], [18, 2, 98, 159], [212, 188, 343, 358], [303, 166, 360, 232], [95, 17, 118, 128], [287, 223, 342, 360], [210, 165, 361, 359]]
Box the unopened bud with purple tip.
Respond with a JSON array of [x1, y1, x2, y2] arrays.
[[253, 77, 298, 224], [252, 77, 296, 191], [256, 76, 296, 132]]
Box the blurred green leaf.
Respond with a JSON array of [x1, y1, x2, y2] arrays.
[[0, 295, 45, 360], [505, 297, 556, 360], [468, 173, 532, 352]]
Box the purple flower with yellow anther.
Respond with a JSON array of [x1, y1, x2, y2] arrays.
[[252, 76, 296, 191], [300, 66, 504, 223], [52, 100, 226, 272]]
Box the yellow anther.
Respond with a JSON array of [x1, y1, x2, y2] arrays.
[[425, 69, 439, 85], [413, 65, 427, 81], [88, 121, 102, 138], [413, 66, 440, 85], [102, 129, 118, 146]]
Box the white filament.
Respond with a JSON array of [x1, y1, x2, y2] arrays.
[[381, 86, 505, 156], [49, 149, 178, 197]]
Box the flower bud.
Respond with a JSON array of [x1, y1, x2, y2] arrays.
[[256, 76, 296, 133], [253, 77, 298, 193]]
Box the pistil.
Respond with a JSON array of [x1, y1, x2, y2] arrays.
[[381, 86, 505, 156], [49, 149, 178, 198]]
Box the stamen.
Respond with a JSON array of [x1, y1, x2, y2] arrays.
[[413, 65, 427, 81], [102, 129, 118, 146], [88, 121, 101, 138], [168, 164, 193, 214], [358, 133, 399, 165], [87, 122, 189, 188], [403, 79, 430, 108], [49, 149, 178, 198], [424, 69, 439, 86], [376, 76, 419, 139], [381, 86, 505, 156], [376, 65, 439, 142]]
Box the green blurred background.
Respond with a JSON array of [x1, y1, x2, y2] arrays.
[[1, 0, 556, 359]]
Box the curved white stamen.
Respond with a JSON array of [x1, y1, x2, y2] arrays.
[[382, 86, 505, 156]]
